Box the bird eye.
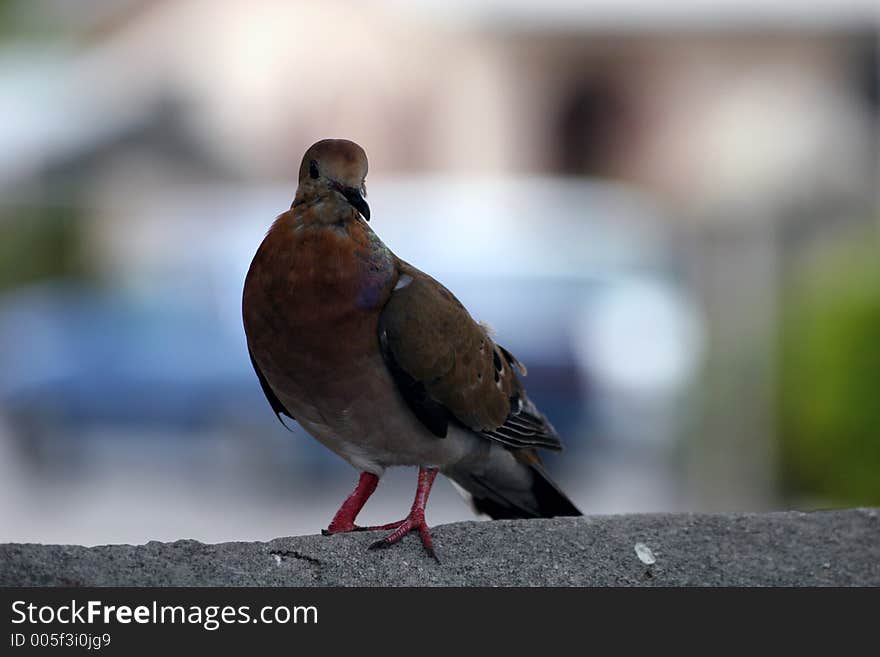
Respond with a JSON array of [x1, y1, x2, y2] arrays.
[[309, 160, 319, 179]]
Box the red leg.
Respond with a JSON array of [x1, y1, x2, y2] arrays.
[[368, 467, 440, 562], [322, 472, 380, 535]]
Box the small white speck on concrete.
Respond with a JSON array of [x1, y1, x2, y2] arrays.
[[272, 554, 282, 565], [635, 542, 656, 565]]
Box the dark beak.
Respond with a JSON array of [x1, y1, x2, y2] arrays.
[[341, 186, 370, 222]]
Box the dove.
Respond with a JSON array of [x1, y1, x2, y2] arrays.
[[242, 139, 581, 561]]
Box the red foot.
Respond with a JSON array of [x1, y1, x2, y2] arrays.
[[356, 518, 408, 532], [368, 467, 440, 563], [321, 467, 441, 563], [322, 472, 379, 535], [368, 509, 438, 562]]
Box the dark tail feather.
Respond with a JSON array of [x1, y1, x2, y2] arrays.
[[446, 451, 582, 520]]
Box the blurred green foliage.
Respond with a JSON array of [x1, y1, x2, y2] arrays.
[[0, 0, 70, 41], [0, 0, 21, 39], [779, 233, 880, 506], [0, 205, 84, 291]]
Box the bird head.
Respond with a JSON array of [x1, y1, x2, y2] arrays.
[[296, 139, 370, 221]]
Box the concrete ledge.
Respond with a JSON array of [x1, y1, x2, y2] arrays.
[[2, 509, 878, 586]]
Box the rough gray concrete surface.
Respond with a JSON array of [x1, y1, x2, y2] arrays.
[[2, 509, 878, 586]]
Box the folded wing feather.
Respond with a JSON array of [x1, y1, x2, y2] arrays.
[[378, 261, 562, 452]]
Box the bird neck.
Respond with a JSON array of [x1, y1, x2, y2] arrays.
[[267, 210, 396, 314], [292, 187, 358, 227]]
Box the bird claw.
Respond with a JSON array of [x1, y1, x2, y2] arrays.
[[366, 512, 440, 563], [322, 522, 361, 535], [322, 468, 441, 562], [323, 518, 410, 535], [357, 518, 408, 532]]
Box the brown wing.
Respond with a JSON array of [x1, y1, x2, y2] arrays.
[[378, 262, 562, 451]]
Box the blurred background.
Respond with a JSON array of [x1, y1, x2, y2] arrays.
[[0, 0, 877, 546]]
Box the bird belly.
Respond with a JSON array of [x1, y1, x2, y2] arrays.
[[281, 353, 482, 474]]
